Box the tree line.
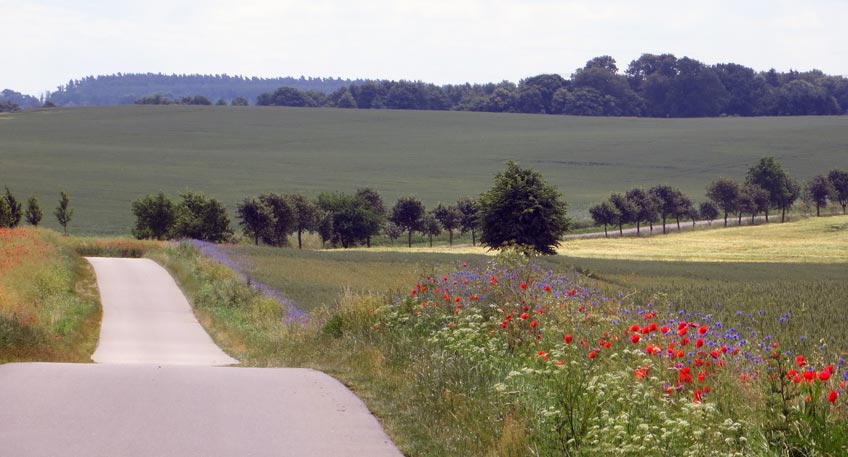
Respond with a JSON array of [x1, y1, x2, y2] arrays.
[[256, 54, 848, 117], [589, 157, 848, 237], [42, 74, 364, 107], [0, 188, 72, 234], [132, 162, 570, 254]]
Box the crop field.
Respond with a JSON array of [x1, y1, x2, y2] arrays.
[[1, 106, 847, 235]]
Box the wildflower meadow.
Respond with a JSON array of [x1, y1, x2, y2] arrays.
[[370, 252, 847, 455]]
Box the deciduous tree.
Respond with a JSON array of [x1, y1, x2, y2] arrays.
[[829, 169, 848, 213], [478, 162, 569, 254], [806, 175, 834, 217], [131, 192, 176, 240], [456, 197, 480, 246], [237, 198, 274, 246], [433, 203, 461, 246], [589, 200, 619, 237], [707, 178, 739, 227], [390, 196, 425, 248], [4, 187, 22, 227], [54, 191, 73, 235]]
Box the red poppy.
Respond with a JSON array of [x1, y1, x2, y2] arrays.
[[567, 289, 577, 296], [819, 371, 831, 382], [695, 338, 704, 348], [519, 312, 529, 320], [829, 390, 838, 404], [803, 370, 815, 382], [519, 282, 527, 290], [693, 389, 703, 403], [660, 326, 670, 334], [588, 350, 597, 359], [796, 355, 807, 367], [529, 320, 538, 329], [630, 334, 641, 344], [564, 334, 573, 344], [629, 324, 640, 332], [681, 337, 690, 346], [786, 368, 797, 379], [634, 367, 649, 380], [698, 325, 708, 335], [543, 285, 551, 292], [554, 359, 564, 366]]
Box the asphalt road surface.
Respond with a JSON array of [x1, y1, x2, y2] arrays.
[[0, 257, 401, 457]]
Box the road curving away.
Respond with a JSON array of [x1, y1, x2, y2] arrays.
[[0, 257, 402, 457], [87, 257, 238, 365]]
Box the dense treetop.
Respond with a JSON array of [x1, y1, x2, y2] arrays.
[[254, 54, 847, 117]]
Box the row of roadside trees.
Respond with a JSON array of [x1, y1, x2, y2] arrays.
[[589, 157, 848, 237], [0, 187, 73, 234], [133, 162, 571, 255]]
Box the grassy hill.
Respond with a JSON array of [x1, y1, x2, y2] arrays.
[[1, 105, 846, 235]]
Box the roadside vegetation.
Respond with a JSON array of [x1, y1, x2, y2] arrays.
[[0, 228, 101, 363]]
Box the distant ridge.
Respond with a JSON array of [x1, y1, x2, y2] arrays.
[[45, 73, 365, 106]]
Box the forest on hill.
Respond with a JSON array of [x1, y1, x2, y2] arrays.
[[256, 54, 848, 118], [40, 73, 363, 107]]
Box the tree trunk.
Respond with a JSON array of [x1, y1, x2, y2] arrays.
[[297, 229, 303, 249], [636, 221, 640, 235], [723, 211, 728, 227], [649, 221, 654, 232], [675, 217, 681, 230], [662, 216, 667, 234], [765, 209, 769, 223], [367, 236, 371, 248], [604, 224, 608, 238], [448, 229, 453, 246], [781, 206, 786, 223], [428, 234, 433, 247], [471, 229, 476, 246], [407, 230, 412, 248], [619, 223, 623, 236], [254, 234, 259, 246], [751, 212, 755, 224], [816, 204, 821, 217], [738, 212, 742, 225]]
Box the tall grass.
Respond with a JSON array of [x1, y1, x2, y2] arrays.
[[0, 228, 102, 363]]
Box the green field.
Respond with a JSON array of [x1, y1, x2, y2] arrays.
[[1, 106, 847, 235]]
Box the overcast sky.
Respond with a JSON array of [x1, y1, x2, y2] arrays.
[[1, 0, 846, 95]]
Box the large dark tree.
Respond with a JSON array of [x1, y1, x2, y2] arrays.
[[777, 176, 802, 222], [237, 198, 274, 246], [390, 196, 425, 248], [478, 162, 569, 255], [456, 197, 480, 246], [707, 178, 740, 227], [131, 192, 176, 240], [828, 169, 848, 213]]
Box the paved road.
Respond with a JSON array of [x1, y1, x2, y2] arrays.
[[88, 257, 238, 365], [0, 258, 402, 457]]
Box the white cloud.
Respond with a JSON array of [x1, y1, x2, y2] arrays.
[[1, 0, 846, 95]]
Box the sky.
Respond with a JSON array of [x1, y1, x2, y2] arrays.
[[1, 0, 846, 96]]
